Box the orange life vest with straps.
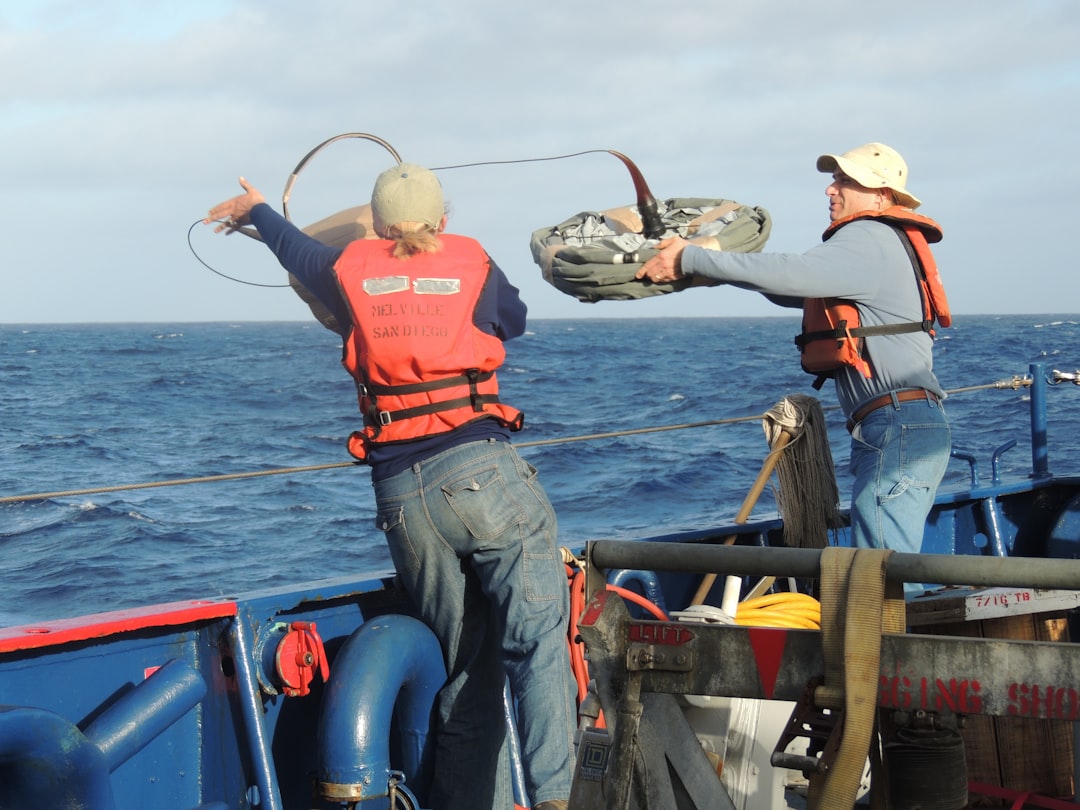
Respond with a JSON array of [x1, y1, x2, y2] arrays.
[[796, 206, 950, 387], [333, 235, 523, 461]]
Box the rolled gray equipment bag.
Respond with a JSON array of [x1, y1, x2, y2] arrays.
[[530, 197, 771, 302]]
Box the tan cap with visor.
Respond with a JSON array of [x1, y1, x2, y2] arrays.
[[816, 142, 921, 209]]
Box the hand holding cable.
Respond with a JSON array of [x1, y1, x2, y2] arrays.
[[205, 176, 266, 233]]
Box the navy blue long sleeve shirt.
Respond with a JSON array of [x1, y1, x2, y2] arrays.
[[248, 203, 529, 479], [250, 203, 527, 340]]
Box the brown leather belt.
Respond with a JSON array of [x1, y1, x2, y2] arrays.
[[847, 389, 939, 433]]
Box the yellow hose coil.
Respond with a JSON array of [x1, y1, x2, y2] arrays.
[[735, 592, 821, 629]]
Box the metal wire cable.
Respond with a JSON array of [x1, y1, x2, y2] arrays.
[[428, 149, 612, 172], [0, 378, 1039, 506], [186, 219, 290, 288], [0, 413, 764, 504], [189, 145, 645, 286]]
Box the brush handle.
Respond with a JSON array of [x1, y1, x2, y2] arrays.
[[689, 430, 793, 606]]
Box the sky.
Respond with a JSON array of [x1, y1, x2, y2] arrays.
[[2, 1, 1078, 324]]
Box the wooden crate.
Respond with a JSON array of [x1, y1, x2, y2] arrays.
[[907, 588, 1076, 805]]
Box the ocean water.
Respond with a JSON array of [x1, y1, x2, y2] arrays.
[[2, 315, 1079, 627]]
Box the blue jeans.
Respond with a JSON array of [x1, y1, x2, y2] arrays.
[[848, 393, 951, 560], [373, 438, 576, 810]]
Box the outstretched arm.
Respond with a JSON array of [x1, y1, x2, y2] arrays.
[[203, 176, 350, 331], [636, 235, 720, 284]]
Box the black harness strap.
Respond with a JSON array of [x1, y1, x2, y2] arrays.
[[795, 319, 926, 350], [367, 369, 499, 426], [364, 369, 495, 397], [373, 394, 505, 426]]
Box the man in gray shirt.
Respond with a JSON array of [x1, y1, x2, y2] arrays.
[[638, 143, 951, 568]]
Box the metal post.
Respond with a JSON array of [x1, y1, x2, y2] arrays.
[[606, 672, 644, 810], [228, 615, 285, 810], [1030, 361, 1050, 478]]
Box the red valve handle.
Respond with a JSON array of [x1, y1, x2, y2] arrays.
[[275, 621, 330, 697]]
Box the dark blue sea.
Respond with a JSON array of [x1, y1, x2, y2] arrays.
[[3, 315, 1079, 627]]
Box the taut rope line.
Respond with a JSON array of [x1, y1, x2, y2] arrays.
[[0, 377, 1043, 506], [0, 413, 765, 505]]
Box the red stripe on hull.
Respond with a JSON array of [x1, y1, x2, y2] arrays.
[[0, 599, 237, 653]]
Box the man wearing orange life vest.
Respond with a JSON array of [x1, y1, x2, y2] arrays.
[[638, 143, 951, 568], [206, 164, 575, 810]]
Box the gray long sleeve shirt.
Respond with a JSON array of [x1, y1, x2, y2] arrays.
[[680, 218, 944, 417]]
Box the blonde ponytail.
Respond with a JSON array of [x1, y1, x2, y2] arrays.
[[386, 222, 442, 259]]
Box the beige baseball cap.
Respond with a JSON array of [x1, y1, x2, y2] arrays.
[[816, 142, 921, 209], [370, 163, 445, 234]]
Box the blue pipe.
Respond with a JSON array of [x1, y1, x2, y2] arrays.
[[85, 658, 207, 770], [0, 659, 207, 810], [503, 679, 529, 807], [0, 705, 115, 808], [317, 614, 446, 804], [980, 497, 1009, 557], [606, 568, 668, 615]]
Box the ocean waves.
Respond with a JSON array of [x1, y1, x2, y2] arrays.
[[3, 315, 1080, 625]]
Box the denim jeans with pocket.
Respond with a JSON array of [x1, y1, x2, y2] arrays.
[[848, 393, 951, 564], [373, 438, 576, 810]]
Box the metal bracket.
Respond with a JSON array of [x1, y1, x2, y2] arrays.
[[770, 675, 844, 776], [626, 643, 694, 672]]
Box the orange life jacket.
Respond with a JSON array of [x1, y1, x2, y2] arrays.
[[796, 207, 950, 387], [333, 235, 523, 460]]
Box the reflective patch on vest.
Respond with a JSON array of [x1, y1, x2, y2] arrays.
[[363, 276, 410, 296], [414, 278, 461, 295]]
